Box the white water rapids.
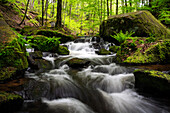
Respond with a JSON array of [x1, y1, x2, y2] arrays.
[[21, 38, 169, 113]]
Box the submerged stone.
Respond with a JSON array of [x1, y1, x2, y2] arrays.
[[134, 69, 170, 98], [100, 11, 170, 42]]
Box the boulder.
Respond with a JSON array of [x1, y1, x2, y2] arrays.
[[100, 11, 170, 43], [134, 69, 170, 98], [109, 45, 119, 53], [36, 29, 74, 43], [65, 58, 90, 69], [0, 91, 23, 113], [0, 13, 28, 81], [57, 45, 69, 55], [118, 40, 170, 64], [29, 35, 60, 52], [96, 48, 111, 55]]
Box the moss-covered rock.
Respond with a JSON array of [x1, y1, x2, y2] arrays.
[[66, 58, 90, 69], [109, 45, 119, 53], [124, 40, 169, 64], [29, 35, 60, 52], [0, 67, 17, 82], [0, 91, 23, 113], [96, 48, 111, 55], [29, 51, 43, 59], [134, 69, 170, 98], [0, 15, 28, 78], [36, 29, 74, 43], [57, 45, 69, 55], [100, 11, 170, 42]]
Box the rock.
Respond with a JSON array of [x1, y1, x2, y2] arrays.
[[65, 58, 90, 69], [35, 59, 53, 70], [29, 51, 43, 59], [0, 67, 17, 83], [119, 40, 170, 64], [109, 45, 119, 53], [0, 91, 23, 113], [57, 45, 69, 55], [29, 35, 60, 52], [36, 29, 74, 43], [0, 13, 28, 81], [96, 48, 111, 55], [134, 69, 170, 98], [100, 11, 170, 43]]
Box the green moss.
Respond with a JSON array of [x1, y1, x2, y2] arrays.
[[0, 91, 23, 103], [109, 45, 119, 53], [66, 58, 90, 68], [97, 48, 111, 55], [0, 39, 28, 70], [57, 45, 69, 55], [29, 35, 60, 52], [0, 67, 17, 81], [123, 40, 170, 64]]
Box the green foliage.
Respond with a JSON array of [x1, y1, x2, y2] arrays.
[[111, 30, 134, 44], [158, 10, 170, 26], [139, 40, 144, 44]]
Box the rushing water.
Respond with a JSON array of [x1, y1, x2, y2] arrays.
[[17, 37, 170, 113]]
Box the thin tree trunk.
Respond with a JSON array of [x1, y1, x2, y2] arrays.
[[104, 0, 105, 19], [45, 0, 49, 26], [42, 0, 44, 26], [19, 0, 30, 25], [110, 0, 112, 15], [116, 0, 118, 15], [125, 0, 128, 13], [149, 0, 152, 7], [101, 0, 102, 22], [129, 0, 132, 12], [107, 0, 109, 18], [121, 0, 124, 14], [55, 0, 62, 28]]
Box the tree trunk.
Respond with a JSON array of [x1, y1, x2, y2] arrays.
[[149, 0, 152, 7], [19, 0, 30, 25], [45, 0, 48, 26], [55, 0, 62, 28], [110, 0, 112, 15], [42, 0, 44, 26], [125, 0, 128, 13], [101, 0, 102, 22], [121, 0, 124, 14], [116, 0, 118, 15], [107, 0, 109, 18], [129, 0, 132, 12]]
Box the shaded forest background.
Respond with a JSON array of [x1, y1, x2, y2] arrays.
[[0, 0, 169, 35]]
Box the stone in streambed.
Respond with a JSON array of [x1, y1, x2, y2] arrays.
[[66, 58, 90, 69], [134, 69, 170, 98], [96, 48, 111, 55]]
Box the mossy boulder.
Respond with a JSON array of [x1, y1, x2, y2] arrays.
[[0, 15, 28, 81], [109, 45, 119, 53], [96, 48, 111, 55], [100, 11, 169, 42], [29, 35, 60, 52], [65, 58, 90, 69], [29, 51, 43, 59], [0, 67, 17, 83], [134, 69, 170, 98], [57, 45, 69, 55], [36, 29, 74, 43], [0, 91, 23, 113]]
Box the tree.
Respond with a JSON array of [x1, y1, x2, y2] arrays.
[[55, 0, 62, 28], [19, 0, 30, 25], [107, 0, 109, 18], [45, 0, 49, 26], [116, 0, 118, 15], [42, 0, 44, 26]]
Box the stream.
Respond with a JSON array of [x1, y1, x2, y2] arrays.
[[17, 37, 169, 113]]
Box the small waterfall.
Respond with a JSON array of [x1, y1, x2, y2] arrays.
[[42, 98, 95, 113], [18, 37, 170, 113]]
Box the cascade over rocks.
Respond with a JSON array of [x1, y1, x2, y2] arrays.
[[100, 11, 170, 43]]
